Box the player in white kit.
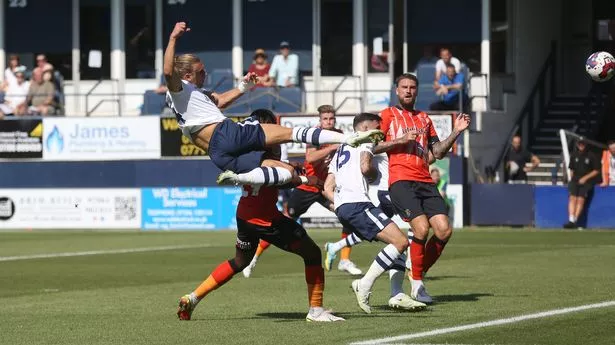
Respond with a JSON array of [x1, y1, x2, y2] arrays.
[[163, 22, 384, 189], [323, 113, 426, 314]]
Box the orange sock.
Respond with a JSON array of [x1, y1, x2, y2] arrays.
[[410, 238, 426, 280], [424, 235, 447, 274], [305, 265, 324, 307], [340, 233, 351, 260], [255, 240, 270, 258], [193, 260, 236, 300]]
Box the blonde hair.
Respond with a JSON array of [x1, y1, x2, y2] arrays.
[[174, 54, 201, 77]]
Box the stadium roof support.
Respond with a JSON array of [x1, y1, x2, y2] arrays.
[[0, 1, 4, 83]]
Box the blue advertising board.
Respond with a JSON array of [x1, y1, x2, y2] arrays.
[[141, 187, 242, 230]]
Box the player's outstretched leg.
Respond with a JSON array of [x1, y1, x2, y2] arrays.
[[243, 240, 270, 278], [260, 123, 384, 148], [218, 159, 295, 186], [337, 231, 362, 275], [177, 247, 254, 320], [324, 233, 362, 271]]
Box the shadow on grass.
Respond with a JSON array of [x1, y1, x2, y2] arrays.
[[434, 292, 494, 303], [425, 275, 471, 281]]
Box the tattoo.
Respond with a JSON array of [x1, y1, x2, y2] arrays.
[[360, 151, 376, 180], [373, 139, 403, 154], [432, 130, 460, 159]]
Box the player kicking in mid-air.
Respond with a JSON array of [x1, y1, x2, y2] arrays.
[[377, 73, 470, 304], [177, 110, 344, 322], [164, 22, 383, 188], [323, 113, 426, 313], [243, 105, 362, 278]]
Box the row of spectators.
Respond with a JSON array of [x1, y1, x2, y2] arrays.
[[1, 54, 59, 119], [429, 48, 468, 112]]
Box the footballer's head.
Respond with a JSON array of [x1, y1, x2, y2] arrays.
[[317, 104, 336, 130], [250, 109, 277, 124], [395, 73, 418, 109], [353, 112, 381, 132]]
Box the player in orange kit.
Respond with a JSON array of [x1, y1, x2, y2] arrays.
[[176, 109, 343, 322]]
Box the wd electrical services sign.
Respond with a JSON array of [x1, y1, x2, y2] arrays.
[[42, 117, 161, 161], [0, 119, 43, 158]]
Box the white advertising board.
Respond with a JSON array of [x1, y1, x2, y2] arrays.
[[446, 184, 464, 229], [0, 189, 141, 229], [42, 117, 161, 161]]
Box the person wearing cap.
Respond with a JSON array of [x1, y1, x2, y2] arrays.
[[505, 135, 540, 184], [0, 70, 29, 118], [2, 55, 26, 90], [248, 49, 273, 87], [269, 41, 299, 88], [564, 138, 600, 229]]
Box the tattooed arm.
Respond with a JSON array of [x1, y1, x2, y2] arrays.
[[431, 113, 470, 159]]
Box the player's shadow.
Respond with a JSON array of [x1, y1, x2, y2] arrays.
[[424, 275, 470, 281], [433, 292, 493, 303], [254, 310, 433, 321]]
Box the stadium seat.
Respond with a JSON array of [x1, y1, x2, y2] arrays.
[[225, 101, 250, 116], [416, 63, 436, 86], [415, 85, 440, 110], [210, 69, 234, 92], [141, 90, 166, 115], [0, 91, 4, 104], [249, 87, 275, 111], [275, 87, 302, 113], [389, 85, 397, 106]]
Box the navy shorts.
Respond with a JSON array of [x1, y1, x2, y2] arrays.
[[335, 202, 393, 241], [208, 119, 267, 173], [377, 190, 396, 218]]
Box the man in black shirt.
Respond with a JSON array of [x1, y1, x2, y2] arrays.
[[505, 135, 540, 183], [564, 139, 600, 229]]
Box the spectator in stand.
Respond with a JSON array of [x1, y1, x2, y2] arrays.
[[505, 135, 541, 183], [600, 140, 615, 187], [430, 63, 467, 111], [434, 48, 461, 83], [269, 41, 299, 88], [564, 138, 600, 229], [26, 68, 56, 116], [0, 70, 29, 118], [3, 55, 26, 90], [33, 54, 54, 75], [248, 49, 273, 88], [430, 168, 447, 199]]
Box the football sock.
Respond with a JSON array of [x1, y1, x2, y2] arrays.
[[340, 233, 352, 260], [569, 215, 576, 223], [191, 260, 237, 304], [410, 237, 426, 280], [254, 240, 270, 259], [305, 265, 324, 307], [359, 244, 402, 290], [328, 233, 362, 253], [388, 269, 405, 297], [235, 167, 293, 186], [424, 235, 448, 273], [292, 127, 345, 145]]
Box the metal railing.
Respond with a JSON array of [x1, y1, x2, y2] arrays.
[[85, 79, 121, 117]]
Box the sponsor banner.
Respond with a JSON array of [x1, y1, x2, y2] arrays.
[[0, 119, 43, 158], [447, 184, 464, 228], [141, 187, 242, 230], [430, 114, 453, 141], [42, 117, 161, 161], [159, 117, 248, 157], [279, 115, 355, 155], [0, 189, 141, 229]]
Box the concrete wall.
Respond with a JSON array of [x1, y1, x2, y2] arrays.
[[470, 0, 564, 176]]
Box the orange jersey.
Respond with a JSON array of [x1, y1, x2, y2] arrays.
[[379, 106, 440, 185], [236, 185, 283, 227], [297, 128, 342, 193]]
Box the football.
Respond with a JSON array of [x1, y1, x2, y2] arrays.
[[585, 51, 615, 82]]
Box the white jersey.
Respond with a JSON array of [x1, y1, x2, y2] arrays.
[[328, 143, 373, 209], [372, 153, 389, 191], [166, 80, 226, 139]]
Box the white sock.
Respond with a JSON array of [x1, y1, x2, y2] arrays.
[[308, 306, 324, 315], [235, 167, 292, 186], [291, 126, 345, 145], [329, 233, 362, 253], [569, 215, 576, 222], [189, 292, 200, 306], [359, 244, 402, 291], [388, 269, 405, 297]]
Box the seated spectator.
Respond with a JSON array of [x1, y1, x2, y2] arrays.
[[3, 55, 26, 90], [269, 41, 299, 88], [430, 63, 467, 111], [248, 49, 273, 87], [564, 139, 600, 229], [505, 135, 540, 183], [434, 48, 461, 83], [26, 69, 56, 116], [600, 140, 615, 187], [32, 54, 54, 76], [0, 71, 29, 118]]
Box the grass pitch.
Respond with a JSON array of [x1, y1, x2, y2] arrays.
[[0, 228, 614, 345]]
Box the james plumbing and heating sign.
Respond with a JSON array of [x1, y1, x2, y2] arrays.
[[42, 117, 161, 161]]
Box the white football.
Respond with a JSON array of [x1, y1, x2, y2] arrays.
[[585, 51, 615, 82]]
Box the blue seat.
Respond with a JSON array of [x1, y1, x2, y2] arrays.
[[141, 90, 166, 115], [275, 87, 302, 113], [416, 63, 436, 86], [249, 88, 275, 111], [389, 86, 397, 106], [224, 101, 250, 116], [210, 69, 234, 92], [0, 91, 4, 104], [415, 85, 439, 110]]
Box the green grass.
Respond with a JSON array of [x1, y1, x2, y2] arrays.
[[1, 228, 614, 345]]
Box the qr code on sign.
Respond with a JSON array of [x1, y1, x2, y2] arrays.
[[114, 196, 137, 221]]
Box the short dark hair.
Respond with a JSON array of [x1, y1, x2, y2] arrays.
[[445, 62, 455, 69], [250, 109, 276, 124], [395, 73, 419, 88], [607, 139, 615, 145], [317, 104, 335, 116], [353, 112, 381, 130]]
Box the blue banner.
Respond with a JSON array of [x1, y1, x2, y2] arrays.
[[141, 187, 242, 230]]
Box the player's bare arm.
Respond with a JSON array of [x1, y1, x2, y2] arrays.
[[213, 73, 258, 109], [306, 144, 339, 163], [373, 130, 417, 154], [431, 113, 470, 159], [323, 173, 336, 203], [360, 151, 377, 182], [163, 22, 189, 92]]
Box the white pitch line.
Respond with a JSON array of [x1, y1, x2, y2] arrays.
[[350, 301, 615, 345], [0, 244, 211, 262]]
